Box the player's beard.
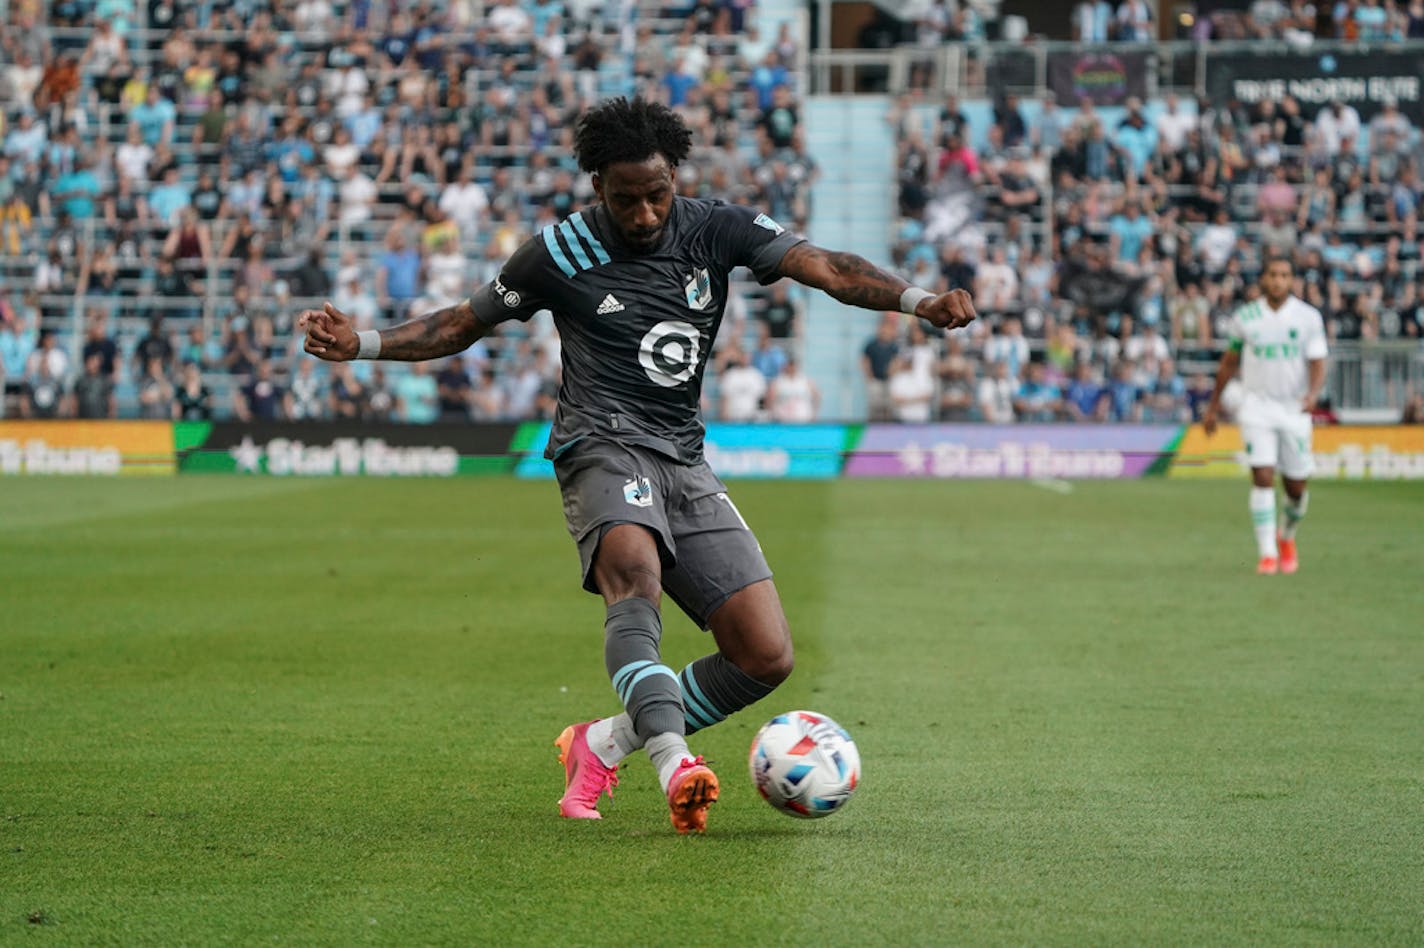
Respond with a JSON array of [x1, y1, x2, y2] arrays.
[[625, 226, 662, 251]]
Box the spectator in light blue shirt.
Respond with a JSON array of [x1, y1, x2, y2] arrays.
[[1114, 102, 1157, 177], [0, 299, 38, 385], [750, 322, 787, 380], [376, 229, 422, 321], [1013, 362, 1063, 423], [662, 63, 698, 108], [129, 88, 177, 146], [147, 167, 192, 225], [1106, 360, 1142, 421], [748, 52, 788, 111], [268, 118, 315, 184], [394, 361, 439, 423], [52, 159, 102, 219], [1064, 362, 1108, 422], [3, 112, 48, 166], [345, 98, 384, 148], [294, 162, 335, 223], [1108, 202, 1154, 263]]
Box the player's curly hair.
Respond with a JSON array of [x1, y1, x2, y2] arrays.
[[573, 97, 693, 175]]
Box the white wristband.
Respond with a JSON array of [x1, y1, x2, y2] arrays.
[[356, 330, 382, 359], [899, 287, 933, 315]]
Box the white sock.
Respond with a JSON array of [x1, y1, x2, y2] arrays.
[[1281, 491, 1309, 540], [610, 713, 641, 755], [645, 732, 692, 793], [1250, 487, 1278, 558], [584, 714, 643, 769]]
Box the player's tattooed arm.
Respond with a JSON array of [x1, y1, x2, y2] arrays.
[[776, 243, 976, 330], [300, 299, 488, 362], [374, 300, 488, 360], [776, 242, 909, 311]]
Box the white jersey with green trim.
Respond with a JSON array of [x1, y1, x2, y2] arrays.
[[1225, 295, 1329, 404]]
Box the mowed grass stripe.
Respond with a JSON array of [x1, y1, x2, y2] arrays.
[[809, 480, 1422, 943], [1, 478, 1420, 944]]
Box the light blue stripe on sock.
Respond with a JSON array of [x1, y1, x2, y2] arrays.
[[569, 212, 610, 265], [679, 667, 724, 726], [619, 664, 676, 704], [681, 697, 718, 731], [558, 220, 593, 271], [612, 659, 653, 696], [679, 677, 719, 730], [542, 225, 576, 277]]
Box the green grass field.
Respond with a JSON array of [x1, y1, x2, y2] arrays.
[[3, 477, 1421, 945]]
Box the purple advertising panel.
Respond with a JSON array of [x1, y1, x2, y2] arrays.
[[845, 425, 1183, 479]]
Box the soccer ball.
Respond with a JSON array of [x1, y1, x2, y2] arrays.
[[748, 710, 860, 819]]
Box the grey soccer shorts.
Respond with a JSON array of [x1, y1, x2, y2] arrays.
[[553, 437, 772, 629]]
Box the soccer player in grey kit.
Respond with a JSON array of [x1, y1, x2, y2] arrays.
[[300, 97, 976, 833]]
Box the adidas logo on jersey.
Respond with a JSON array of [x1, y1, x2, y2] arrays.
[[596, 294, 625, 315]]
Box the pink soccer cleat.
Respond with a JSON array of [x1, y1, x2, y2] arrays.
[[666, 756, 719, 834], [555, 721, 619, 820], [1257, 556, 1279, 575]]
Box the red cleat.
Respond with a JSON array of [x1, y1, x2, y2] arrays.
[[1278, 537, 1298, 574], [666, 756, 719, 834], [1257, 556, 1279, 575]]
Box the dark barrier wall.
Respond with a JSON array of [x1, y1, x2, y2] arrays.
[[1206, 48, 1424, 120]]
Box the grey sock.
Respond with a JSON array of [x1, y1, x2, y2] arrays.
[[679, 653, 778, 735], [604, 597, 684, 742]]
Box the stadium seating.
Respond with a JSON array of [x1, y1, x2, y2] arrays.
[[3, 1, 1422, 423], [1, 0, 813, 421]]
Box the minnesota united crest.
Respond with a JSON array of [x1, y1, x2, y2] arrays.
[[684, 267, 713, 312]]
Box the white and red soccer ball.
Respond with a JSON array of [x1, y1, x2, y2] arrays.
[[749, 710, 861, 818]]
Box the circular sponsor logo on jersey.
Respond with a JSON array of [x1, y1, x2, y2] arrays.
[[503, 290, 521, 308], [639, 320, 701, 388]]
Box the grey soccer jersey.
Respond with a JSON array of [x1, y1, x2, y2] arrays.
[[469, 197, 804, 463]]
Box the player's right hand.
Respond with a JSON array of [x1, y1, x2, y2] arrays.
[[299, 302, 358, 362], [916, 288, 976, 331], [1202, 404, 1218, 437]]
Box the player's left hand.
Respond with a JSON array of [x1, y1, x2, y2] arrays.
[[916, 289, 976, 331]]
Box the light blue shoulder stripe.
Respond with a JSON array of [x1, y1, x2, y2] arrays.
[[557, 220, 593, 271], [541, 225, 576, 278], [568, 212, 611, 265]]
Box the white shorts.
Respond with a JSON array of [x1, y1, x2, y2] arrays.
[[1238, 394, 1315, 479]]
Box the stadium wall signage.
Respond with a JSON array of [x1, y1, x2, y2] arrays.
[[845, 425, 1182, 479], [1170, 424, 1424, 479], [511, 422, 854, 479], [1205, 49, 1424, 120], [174, 422, 518, 476], [1046, 51, 1149, 107], [0, 421, 174, 475], [3, 422, 1421, 479]]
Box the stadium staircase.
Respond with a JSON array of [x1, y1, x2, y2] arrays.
[[803, 94, 895, 419]]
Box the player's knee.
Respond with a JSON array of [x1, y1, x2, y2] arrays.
[[741, 617, 794, 685], [600, 563, 662, 606], [758, 641, 794, 687]]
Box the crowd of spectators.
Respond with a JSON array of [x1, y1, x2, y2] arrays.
[[1191, 0, 1424, 43], [878, 80, 1424, 423], [6, 1, 1424, 426], [0, 0, 815, 422]]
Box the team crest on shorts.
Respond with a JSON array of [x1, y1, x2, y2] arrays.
[[684, 268, 713, 311], [623, 475, 653, 508]]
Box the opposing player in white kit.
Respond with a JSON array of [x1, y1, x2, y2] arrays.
[[1203, 258, 1328, 574]]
